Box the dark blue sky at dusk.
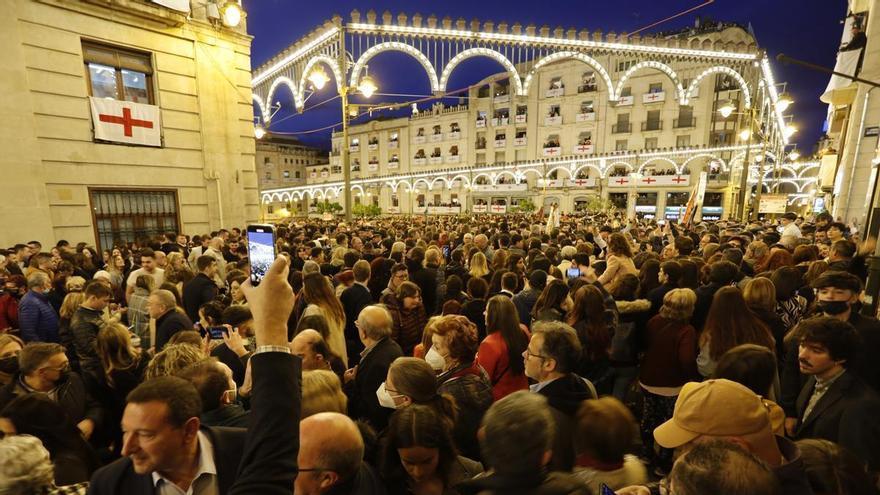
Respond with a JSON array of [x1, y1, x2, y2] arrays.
[[244, 0, 847, 154]]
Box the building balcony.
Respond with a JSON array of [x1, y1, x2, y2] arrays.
[[413, 157, 427, 165], [414, 136, 427, 144], [447, 131, 461, 140], [642, 91, 666, 104], [446, 155, 460, 164], [542, 146, 562, 157], [475, 119, 486, 128], [545, 87, 565, 98], [578, 84, 597, 93], [514, 137, 527, 147], [673, 117, 696, 128], [388, 140, 399, 149], [616, 96, 634, 106], [429, 156, 443, 164], [514, 114, 527, 124], [545, 115, 563, 126], [494, 139, 506, 148], [573, 144, 593, 155], [575, 112, 596, 123], [491, 117, 509, 126], [388, 160, 399, 169], [494, 94, 510, 104], [641, 120, 663, 132], [367, 163, 379, 172], [429, 133, 443, 142], [611, 123, 632, 133], [349, 145, 359, 152], [368, 143, 378, 151]]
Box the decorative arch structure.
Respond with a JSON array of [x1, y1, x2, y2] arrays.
[[572, 163, 603, 178], [522, 51, 614, 97], [604, 161, 635, 177], [350, 42, 440, 92], [265, 77, 299, 119], [545, 166, 573, 179], [682, 153, 727, 172], [684, 66, 751, 108], [439, 48, 524, 95], [638, 157, 678, 175], [614, 61, 685, 102], [448, 175, 471, 188], [297, 55, 344, 110], [493, 170, 518, 184], [252, 94, 269, 123]]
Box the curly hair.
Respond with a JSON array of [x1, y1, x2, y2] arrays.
[[145, 343, 204, 380], [0, 435, 55, 494], [432, 315, 479, 364]]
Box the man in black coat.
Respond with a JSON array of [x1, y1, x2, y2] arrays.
[[340, 260, 373, 364], [182, 255, 219, 323], [646, 260, 682, 316], [794, 317, 880, 471], [524, 321, 596, 472], [344, 305, 403, 431], [692, 260, 739, 331], [70, 281, 115, 381], [513, 270, 546, 327], [406, 247, 438, 316], [89, 256, 302, 495], [149, 289, 194, 353]]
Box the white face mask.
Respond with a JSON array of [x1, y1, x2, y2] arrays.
[[425, 347, 446, 371], [376, 381, 401, 409]]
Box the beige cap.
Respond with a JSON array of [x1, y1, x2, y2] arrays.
[[654, 379, 771, 449]]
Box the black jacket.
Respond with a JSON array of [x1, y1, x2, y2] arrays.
[[0, 371, 105, 433], [154, 310, 194, 352], [340, 283, 373, 363], [781, 312, 880, 416], [89, 352, 302, 495], [646, 283, 675, 316], [537, 374, 597, 472], [345, 338, 402, 431], [795, 371, 880, 470], [182, 273, 218, 323], [201, 404, 250, 428], [692, 282, 723, 331], [69, 306, 105, 379], [513, 288, 540, 327], [456, 470, 588, 495], [461, 298, 487, 340], [408, 263, 438, 316]]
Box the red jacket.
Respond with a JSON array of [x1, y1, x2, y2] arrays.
[[0, 294, 18, 331], [639, 315, 699, 388], [477, 330, 529, 401]]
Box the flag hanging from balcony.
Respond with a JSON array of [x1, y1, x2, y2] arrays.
[[89, 97, 161, 147], [679, 172, 708, 226]]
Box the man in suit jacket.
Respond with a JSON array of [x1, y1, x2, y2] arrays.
[[794, 317, 880, 471], [344, 305, 403, 431], [182, 255, 219, 323], [340, 260, 373, 364], [149, 289, 194, 353], [89, 256, 302, 495]]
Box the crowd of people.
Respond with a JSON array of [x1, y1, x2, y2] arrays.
[[0, 209, 879, 495]]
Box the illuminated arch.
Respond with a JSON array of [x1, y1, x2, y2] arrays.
[[604, 161, 635, 178], [798, 164, 820, 178], [297, 55, 344, 110], [351, 184, 365, 195], [448, 175, 471, 187], [638, 157, 678, 175], [395, 179, 413, 192], [472, 173, 492, 184], [614, 61, 685, 102], [439, 48, 524, 95], [522, 51, 613, 97], [519, 169, 543, 180], [572, 163, 603, 178], [260, 193, 271, 204], [252, 94, 269, 123], [430, 177, 449, 189], [682, 153, 726, 172], [685, 66, 751, 108], [493, 171, 518, 184], [350, 42, 439, 92], [265, 77, 298, 118], [545, 166, 573, 179], [413, 178, 432, 190]]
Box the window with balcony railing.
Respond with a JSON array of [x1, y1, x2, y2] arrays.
[[612, 122, 632, 133], [674, 116, 696, 128], [641, 120, 663, 131]]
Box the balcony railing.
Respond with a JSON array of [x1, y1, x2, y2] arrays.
[[514, 137, 527, 146], [413, 157, 427, 165], [429, 133, 443, 142], [578, 84, 597, 93], [494, 139, 506, 148], [475, 119, 486, 128], [611, 123, 632, 133], [447, 131, 461, 140], [641, 120, 663, 132], [446, 155, 460, 164], [514, 114, 527, 124], [413, 135, 426, 144], [388, 140, 399, 149], [429, 156, 443, 164], [545, 115, 563, 125], [545, 87, 565, 98], [575, 112, 596, 122], [673, 117, 696, 128]]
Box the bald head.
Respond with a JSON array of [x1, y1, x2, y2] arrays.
[[291, 329, 332, 371], [356, 305, 392, 342], [474, 234, 488, 249], [298, 413, 363, 486]]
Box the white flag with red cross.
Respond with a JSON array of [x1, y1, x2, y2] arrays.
[[89, 97, 161, 147]]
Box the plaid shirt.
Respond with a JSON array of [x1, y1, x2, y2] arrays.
[[42, 483, 88, 495]]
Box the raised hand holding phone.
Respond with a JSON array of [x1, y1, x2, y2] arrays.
[[246, 224, 277, 286]]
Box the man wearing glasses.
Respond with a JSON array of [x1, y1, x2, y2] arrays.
[[0, 342, 103, 441]]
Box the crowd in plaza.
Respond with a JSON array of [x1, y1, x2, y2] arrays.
[[0, 208, 879, 495]]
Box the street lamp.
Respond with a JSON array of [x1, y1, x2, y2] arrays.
[[309, 57, 379, 221], [776, 93, 794, 112], [219, 1, 243, 27], [254, 124, 266, 140], [739, 129, 752, 141], [788, 150, 800, 161], [718, 101, 737, 118]]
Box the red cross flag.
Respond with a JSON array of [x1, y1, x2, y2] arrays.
[[89, 97, 161, 147]]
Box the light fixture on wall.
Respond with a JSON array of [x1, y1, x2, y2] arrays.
[[207, 1, 244, 28]]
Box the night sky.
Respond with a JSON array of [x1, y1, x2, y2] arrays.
[[244, 0, 846, 154]]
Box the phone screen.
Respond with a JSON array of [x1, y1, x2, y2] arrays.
[[442, 246, 450, 258], [566, 267, 581, 280], [599, 484, 617, 495], [208, 326, 227, 340], [247, 225, 276, 286]]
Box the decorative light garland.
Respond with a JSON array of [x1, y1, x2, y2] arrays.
[[350, 42, 440, 92]]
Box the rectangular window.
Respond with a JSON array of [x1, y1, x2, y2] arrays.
[[615, 139, 628, 151], [82, 41, 154, 104], [649, 82, 663, 93], [620, 87, 632, 97], [89, 189, 179, 252], [645, 137, 658, 149], [676, 135, 691, 147]]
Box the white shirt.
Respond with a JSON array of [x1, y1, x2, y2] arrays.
[[126, 267, 165, 288], [782, 222, 802, 240], [152, 431, 218, 495]]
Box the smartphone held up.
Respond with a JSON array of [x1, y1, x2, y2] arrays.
[[247, 224, 277, 286]]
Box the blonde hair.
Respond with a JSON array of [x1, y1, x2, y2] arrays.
[[65, 276, 86, 292], [659, 288, 697, 321], [59, 292, 85, 320], [96, 322, 140, 386], [469, 252, 490, 278], [145, 343, 203, 380], [743, 277, 776, 313], [301, 369, 347, 418]]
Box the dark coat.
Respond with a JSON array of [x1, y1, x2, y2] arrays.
[[201, 404, 250, 428], [795, 371, 880, 470], [154, 310, 194, 352], [461, 298, 488, 340], [513, 288, 540, 327], [340, 283, 373, 362], [692, 282, 722, 332], [456, 470, 588, 495], [408, 264, 438, 316], [18, 290, 59, 342], [537, 374, 597, 472], [345, 338, 403, 431], [182, 273, 218, 323], [89, 352, 302, 495], [646, 283, 675, 316], [0, 371, 105, 430], [69, 306, 105, 378]]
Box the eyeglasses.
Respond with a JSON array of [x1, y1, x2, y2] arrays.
[[298, 467, 332, 473], [40, 364, 69, 374], [524, 349, 549, 361]]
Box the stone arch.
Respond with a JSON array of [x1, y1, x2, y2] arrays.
[[350, 42, 440, 92], [685, 66, 751, 108], [638, 157, 678, 175], [615, 61, 685, 102], [522, 51, 613, 97], [439, 48, 524, 95]]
